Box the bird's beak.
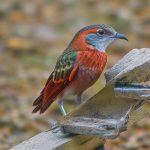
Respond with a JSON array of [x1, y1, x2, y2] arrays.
[[113, 33, 128, 41]]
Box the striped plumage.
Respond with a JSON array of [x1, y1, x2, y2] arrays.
[[33, 24, 128, 115]]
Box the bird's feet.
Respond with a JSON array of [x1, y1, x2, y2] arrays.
[[75, 94, 82, 105], [47, 118, 60, 133], [57, 100, 67, 116]]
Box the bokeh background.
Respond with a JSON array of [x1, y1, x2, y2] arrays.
[[0, 0, 150, 149]]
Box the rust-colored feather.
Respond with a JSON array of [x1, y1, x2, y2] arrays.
[[32, 50, 78, 113], [33, 66, 79, 113], [33, 49, 107, 114]]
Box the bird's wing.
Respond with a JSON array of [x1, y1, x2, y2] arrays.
[[32, 50, 78, 113]]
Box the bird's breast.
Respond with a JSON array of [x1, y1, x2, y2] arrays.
[[62, 50, 107, 96], [77, 50, 107, 78]]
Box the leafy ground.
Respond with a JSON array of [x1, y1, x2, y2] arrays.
[[0, 0, 150, 149]]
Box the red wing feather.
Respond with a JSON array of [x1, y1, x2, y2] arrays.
[[32, 66, 78, 114]]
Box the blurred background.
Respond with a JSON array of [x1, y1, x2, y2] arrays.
[[0, 0, 150, 149]]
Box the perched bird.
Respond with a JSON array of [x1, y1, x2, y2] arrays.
[[33, 24, 128, 115]]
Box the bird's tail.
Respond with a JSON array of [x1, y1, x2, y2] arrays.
[[32, 78, 69, 114]]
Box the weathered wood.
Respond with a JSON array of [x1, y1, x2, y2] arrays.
[[105, 48, 150, 84], [11, 48, 150, 150], [11, 126, 105, 150], [59, 48, 150, 138]]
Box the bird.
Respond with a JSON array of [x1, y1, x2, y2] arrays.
[[32, 24, 128, 115]]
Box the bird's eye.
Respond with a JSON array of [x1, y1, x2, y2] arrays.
[[97, 29, 105, 35]]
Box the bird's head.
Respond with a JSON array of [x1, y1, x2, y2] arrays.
[[69, 24, 128, 52]]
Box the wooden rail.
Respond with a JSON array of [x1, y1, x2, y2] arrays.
[[11, 48, 150, 150]]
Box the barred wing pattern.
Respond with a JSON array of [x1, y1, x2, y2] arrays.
[[33, 50, 78, 113]]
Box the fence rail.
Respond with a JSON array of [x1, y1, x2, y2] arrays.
[[11, 48, 150, 150]]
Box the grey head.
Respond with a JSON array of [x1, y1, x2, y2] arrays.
[[84, 24, 128, 52]]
